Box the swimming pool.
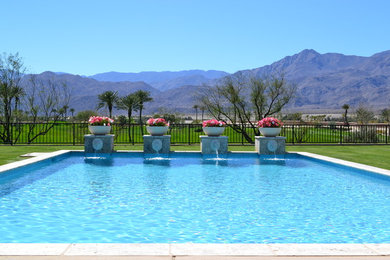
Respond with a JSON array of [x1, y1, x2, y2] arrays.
[[1, 151, 390, 243]]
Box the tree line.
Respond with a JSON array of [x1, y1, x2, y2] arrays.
[[96, 89, 152, 136]]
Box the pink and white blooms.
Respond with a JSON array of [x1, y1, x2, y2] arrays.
[[88, 116, 114, 126], [146, 118, 169, 126], [202, 119, 226, 127], [257, 117, 283, 128]]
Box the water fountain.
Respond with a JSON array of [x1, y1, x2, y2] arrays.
[[200, 135, 228, 155], [255, 136, 286, 155], [143, 135, 171, 154], [84, 134, 114, 154]]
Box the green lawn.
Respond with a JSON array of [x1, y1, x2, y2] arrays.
[[0, 144, 389, 170]]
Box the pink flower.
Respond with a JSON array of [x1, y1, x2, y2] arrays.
[[257, 117, 282, 128], [88, 116, 114, 126], [202, 119, 226, 127], [146, 118, 169, 126]]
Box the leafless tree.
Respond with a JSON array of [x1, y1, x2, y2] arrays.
[[0, 53, 72, 144], [199, 73, 296, 143], [0, 53, 25, 144], [22, 75, 71, 143]]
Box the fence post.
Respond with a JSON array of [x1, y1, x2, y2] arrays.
[[132, 124, 135, 145], [188, 124, 191, 145], [386, 125, 388, 144], [292, 124, 295, 145], [72, 123, 76, 145], [127, 123, 130, 144], [10, 123, 13, 145], [339, 124, 343, 144], [241, 124, 244, 145]]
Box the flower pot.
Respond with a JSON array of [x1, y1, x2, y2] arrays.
[[146, 126, 169, 136], [203, 127, 225, 137], [88, 125, 111, 135], [259, 127, 281, 137]]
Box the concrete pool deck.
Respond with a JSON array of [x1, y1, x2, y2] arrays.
[[2, 150, 390, 258]]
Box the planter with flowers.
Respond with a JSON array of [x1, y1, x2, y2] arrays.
[[202, 119, 226, 137], [146, 118, 169, 136], [257, 117, 283, 137], [88, 116, 114, 135]]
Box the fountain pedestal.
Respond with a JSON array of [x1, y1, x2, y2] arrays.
[[84, 134, 114, 153], [255, 136, 286, 155], [143, 135, 171, 154], [200, 136, 228, 155]]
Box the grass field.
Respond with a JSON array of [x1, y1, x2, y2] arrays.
[[0, 144, 389, 170]]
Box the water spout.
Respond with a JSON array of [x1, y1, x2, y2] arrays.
[[152, 139, 163, 153], [86, 138, 104, 159]]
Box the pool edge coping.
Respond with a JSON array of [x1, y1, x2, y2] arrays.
[[1, 243, 390, 256], [0, 150, 72, 173], [2, 150, 390, 256], [293, 151, 390, 177]]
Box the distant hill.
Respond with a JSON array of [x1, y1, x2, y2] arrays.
[[89, 70, 229, 91], [25, 49, 390, 115], [147, 84, 206, 113], [238, 49, 390, 110], [23, 72, 160, 113]]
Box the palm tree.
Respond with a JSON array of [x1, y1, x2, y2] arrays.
[[62, 105, 69, 120], [70, 108, 75, 118], [97, 91, 118, 118], [342, 104, 350, 126], [200, 106, 206, 122], [193, 105, 199, 123], [134, 90, 153, 136], [11, 86, 25, 122], [116, 93, 138, 142]]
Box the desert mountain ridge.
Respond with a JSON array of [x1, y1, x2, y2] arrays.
[[88, 70, 229, 91], [28, 49, 390, 114]]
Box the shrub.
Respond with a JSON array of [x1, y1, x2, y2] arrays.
[[117, 115, 127, 126], [75, 110, 98, 122], [344, 126, 379, 143]]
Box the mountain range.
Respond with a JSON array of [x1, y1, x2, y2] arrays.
[[31, 49, 390, 115], [89, 70, 228, 91], [243, 49, 390, 110]]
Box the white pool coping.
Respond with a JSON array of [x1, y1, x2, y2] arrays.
[[0, 243, 390, 256], [294, 151, 390, 178], [0, 150, 72, 173], [1, 150, 390, 256]]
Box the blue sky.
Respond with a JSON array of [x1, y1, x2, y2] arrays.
[[1, 0, 389, 75]]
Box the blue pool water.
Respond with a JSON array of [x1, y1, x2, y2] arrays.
[[1, 152, 390, 243]]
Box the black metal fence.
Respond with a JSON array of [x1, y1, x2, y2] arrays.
[[0, 122, 389, 145]]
